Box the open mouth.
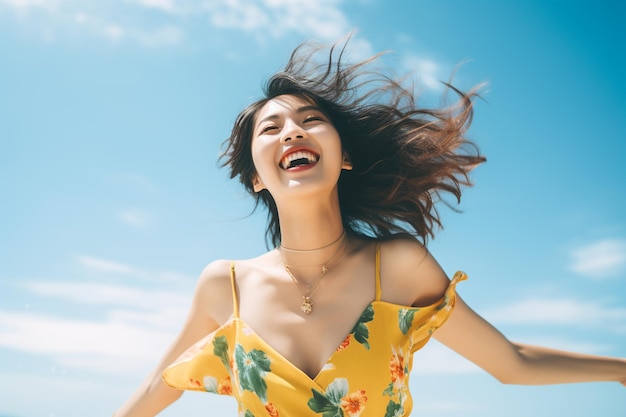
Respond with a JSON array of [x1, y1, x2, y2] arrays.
[[280, 150, 320, 170]]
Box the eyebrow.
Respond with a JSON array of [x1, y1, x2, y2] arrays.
[[255, 105, 324, 128]]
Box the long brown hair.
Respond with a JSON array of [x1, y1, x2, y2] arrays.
[[221, 40, 486, 248]]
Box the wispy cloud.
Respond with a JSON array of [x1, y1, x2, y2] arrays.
[[412, 341, 481, 374], [483, 296, 626, 329], [569, 238, 626, 279], [1, 0, 368, 50], [0, 279, 189, 374], [131, 0, 177, 13], [75, 254, 194, 284], [118, 208, 151, 228], [401, 54, 444, 91], [0, 310, 178, 374], [203, 0, 355, 44], [76, 254, 138, 275], [23, 281, 189, 312], [1, 0, 59, 10]]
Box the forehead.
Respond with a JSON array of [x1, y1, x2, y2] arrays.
[[254, 95, 318, 124]]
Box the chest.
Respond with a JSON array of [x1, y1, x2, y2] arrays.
[[237, 266, 376, 379]]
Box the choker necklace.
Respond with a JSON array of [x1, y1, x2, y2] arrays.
[[280, 230, 346, 253], [280, 231, 346, 315]]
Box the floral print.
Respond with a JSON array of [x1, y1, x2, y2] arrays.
[[340, 389, 368, 416], [161, 256, 467, 417], [204, 375, 233, 395], [265, 402, 279, 417], [398, 309, 416, 335], [382, 346, 410, 417], [235, 344, 272, 403], [336, 335, 351, 352], [308, 378, 368, 417], [348, 304, 374, 350]]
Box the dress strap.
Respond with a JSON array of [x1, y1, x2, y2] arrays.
[[375, 242, 382, 301], [229, 261, 240, 319]]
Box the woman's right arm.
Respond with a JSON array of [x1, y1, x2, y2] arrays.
[[113, 260, 233, 417]]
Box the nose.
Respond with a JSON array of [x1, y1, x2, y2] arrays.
[[280, 121, 306, 143]]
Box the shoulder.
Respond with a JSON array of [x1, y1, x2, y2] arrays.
[[197, 254, 269, 287], [194, 254, 275, 323], [192, 259, 235, 325], [377, 235, 451, 307], [197, 259, 232, 289]]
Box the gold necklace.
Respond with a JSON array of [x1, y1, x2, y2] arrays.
[[280, 231, 346, 314], [284, 264, 325, 315]]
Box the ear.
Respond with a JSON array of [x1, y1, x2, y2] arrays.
[[252, 175, 265, 192], [341, 152, 353, 171]]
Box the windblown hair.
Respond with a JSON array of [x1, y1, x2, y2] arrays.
[[221, 40, 486, 248]]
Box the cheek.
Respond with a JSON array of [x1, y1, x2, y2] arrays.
[[250, 140, 275, 176]]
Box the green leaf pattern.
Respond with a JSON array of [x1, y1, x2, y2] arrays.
[[397, 309, 416, 335], [383, 400, 403, 417], [308, 378, 368, 417], [349, 304, 374, 350], [308, 378, 349, 417], [213, 335, 232, 375], [235, 344, 272, 403]]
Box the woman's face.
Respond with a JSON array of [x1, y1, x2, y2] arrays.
[[250, 94, 350, 201]]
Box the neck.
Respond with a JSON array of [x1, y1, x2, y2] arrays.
[[275, 192, 346, 268]]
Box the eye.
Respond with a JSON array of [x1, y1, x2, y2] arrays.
[[260, 125, 278, 134], [303, 115, 323, 123]]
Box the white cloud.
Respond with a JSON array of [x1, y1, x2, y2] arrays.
[[483, 297, 626, 327], [412, 341, 481, 375], [569, 238, 626, 279], [206, 0, 270, 32], [0, 0, 59, 9], [0, 311, 176, 374], [75, 254, 195, 284], [23, 281, 189, 311], [0, 279, 190, 375], [401, 54, 444, 91], [1, 0, 369, 50], [131, 0, 176, 13], [118, 208, 151, 228], [202, 0, 355, 44], [76, 254, 137, 275], [136, 24, 183, 46], [102, 23, 125, 41]]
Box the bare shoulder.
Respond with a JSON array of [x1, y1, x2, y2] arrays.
[[194, 253, 275, 323], [197, 259, 232, 289], [193, 259, 236, 325], [378, 236, 451, 307]]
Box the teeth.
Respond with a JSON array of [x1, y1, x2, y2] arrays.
[[281, 150, 319, 169]]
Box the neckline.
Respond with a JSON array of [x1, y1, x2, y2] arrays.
[[213, 294, 452, 385], [233, 300, 376, 383]]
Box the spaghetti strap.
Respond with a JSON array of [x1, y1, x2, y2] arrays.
[[374, 242, 382, 301], [229, 261, 240, 319]]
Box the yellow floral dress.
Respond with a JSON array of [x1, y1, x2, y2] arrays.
[[163, 244, 467, 417]]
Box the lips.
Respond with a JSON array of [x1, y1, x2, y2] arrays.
[[280, 148, 320, 170]]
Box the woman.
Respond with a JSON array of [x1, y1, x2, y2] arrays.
[[114, 41, 626, 417]]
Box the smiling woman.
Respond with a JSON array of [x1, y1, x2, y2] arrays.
[[113, 39, 626, 417]]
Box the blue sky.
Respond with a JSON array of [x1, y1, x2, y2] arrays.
[[1, 0, 625, 416]]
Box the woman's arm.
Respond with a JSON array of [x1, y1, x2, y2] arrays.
[[113, 260, 233, 417], [434, 293, 626, 386], [382, 239, 626, 386]]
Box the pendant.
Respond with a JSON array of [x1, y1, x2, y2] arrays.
[[301, 296, 313, 315]]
